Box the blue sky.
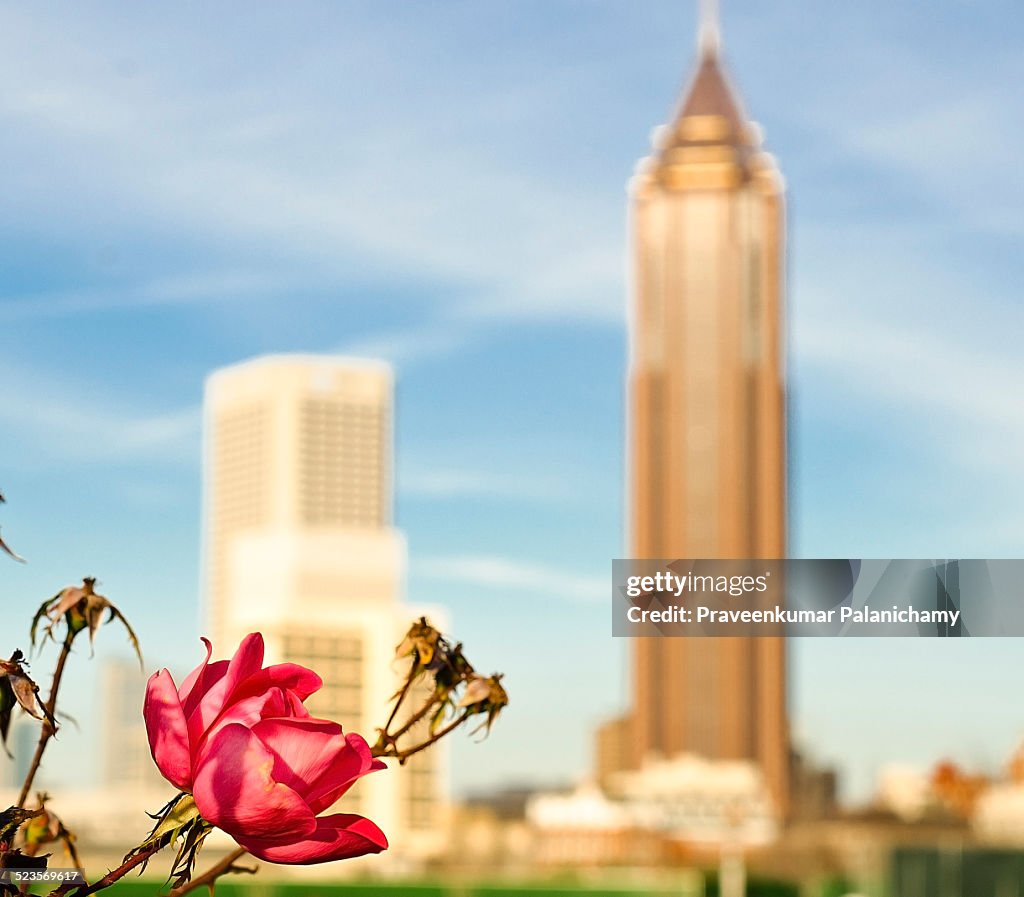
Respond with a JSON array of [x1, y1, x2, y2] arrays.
[[1, 1, 1023, 801]]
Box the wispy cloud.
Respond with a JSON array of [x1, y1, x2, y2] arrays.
[[0, 270, 295, 323], [0, 6, 624, 329], [415, 554, 604, 604], [822, 70, 1024, 237], [336, 322, 470, 368], [0, 361, 199, 466], [399, 468, 569, 502], [794, 310, 1024, 476]]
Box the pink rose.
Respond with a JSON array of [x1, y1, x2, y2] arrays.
[[144, 633, 388, 864]]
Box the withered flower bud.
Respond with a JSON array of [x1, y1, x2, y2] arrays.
[[21, 792, 81, 870], [376, 619, 508, 763], [394, 617, 442, 669], [30, 578, 142, 665], [457, 673, 509, 737], [0, 651, 57, 751], [427, 643, 475, 733]]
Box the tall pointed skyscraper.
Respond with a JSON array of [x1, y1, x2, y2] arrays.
[[600, 8, 789, 815]]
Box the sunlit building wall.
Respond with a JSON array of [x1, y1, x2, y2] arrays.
[[202, 355, 446, 863], [101, 658, 168, 794]]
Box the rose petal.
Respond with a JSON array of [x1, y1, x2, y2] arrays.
[[179, 638, 229, 721], [186, 633, 265, 746], [177, 637, 211, 705], [192, 723, 317, 841], [220, 632, 266, 701], [237, 813, 388, 865], [143, 670, 192, 791], [195, 687, 308, 762], [235, 663, 323, 703], [252, 718, 380, 813], [302, 732, 386, 815]]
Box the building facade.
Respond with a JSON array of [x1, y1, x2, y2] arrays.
[[202, 354, 446, 863], [601, 19, 789, 816]]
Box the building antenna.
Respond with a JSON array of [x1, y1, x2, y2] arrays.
[[699, 0, 721, 56]]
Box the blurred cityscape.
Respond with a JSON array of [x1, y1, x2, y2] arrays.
[[2, 5, 1024, 897]]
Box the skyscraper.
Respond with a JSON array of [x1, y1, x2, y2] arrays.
[[600, 12, 789, 814], [101, 658, 169, 794], [202, 355, 446, 862]]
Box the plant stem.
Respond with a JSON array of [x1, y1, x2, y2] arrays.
[[166, 847, 252, 897], [47, 838, 169, 897], [382, 694, 437, 746], [17, 632, 74, 807], [377, 710, 472, 764], [381, 668, 415, 737]]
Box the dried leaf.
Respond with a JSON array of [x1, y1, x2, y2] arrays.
[[106, 604, 143, 668], [0, 652, 57, 745], [0, 847, 48, 896], [0, 529, 25, 564], [0, 847, 47, 897], [0, 807, 42, 843], [85, 600, 107, 653], [0, 685, 13, 757], [9, 674, 45, 722], [30, 587, 84, 647], [50, 587, 87, 621], [457, 676, 492, 709]]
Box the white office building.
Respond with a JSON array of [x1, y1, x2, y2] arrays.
[[202, 354, 447, 866]]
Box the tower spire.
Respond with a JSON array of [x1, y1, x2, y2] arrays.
[[698, 0, 721, 56]]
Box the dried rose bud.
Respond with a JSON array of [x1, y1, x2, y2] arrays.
[[21, 793, 81, 870], [457, 673, 509, 737], [30, 578, 142, 665], [394, 617, 442, 668]]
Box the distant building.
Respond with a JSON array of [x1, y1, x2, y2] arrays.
[[202, 354, 446, 864], [0, 716, 37, 790], [609, 755, 778, 848], [100, 657, 168, 793], [526, 756, 776, 868], [789, 747, 839, 822], [973, 785, 1024, 844], [599, 8, 789, 816]]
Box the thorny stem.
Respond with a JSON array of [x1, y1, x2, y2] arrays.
[[373, 710, 472, 764], [381, 672, 415, 736], [44, 827, 249, 897], [47, 837, 169, 897], [17, 632, 74, 807], [382, 693, 437, 745], [166, 847, 253, 897]]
